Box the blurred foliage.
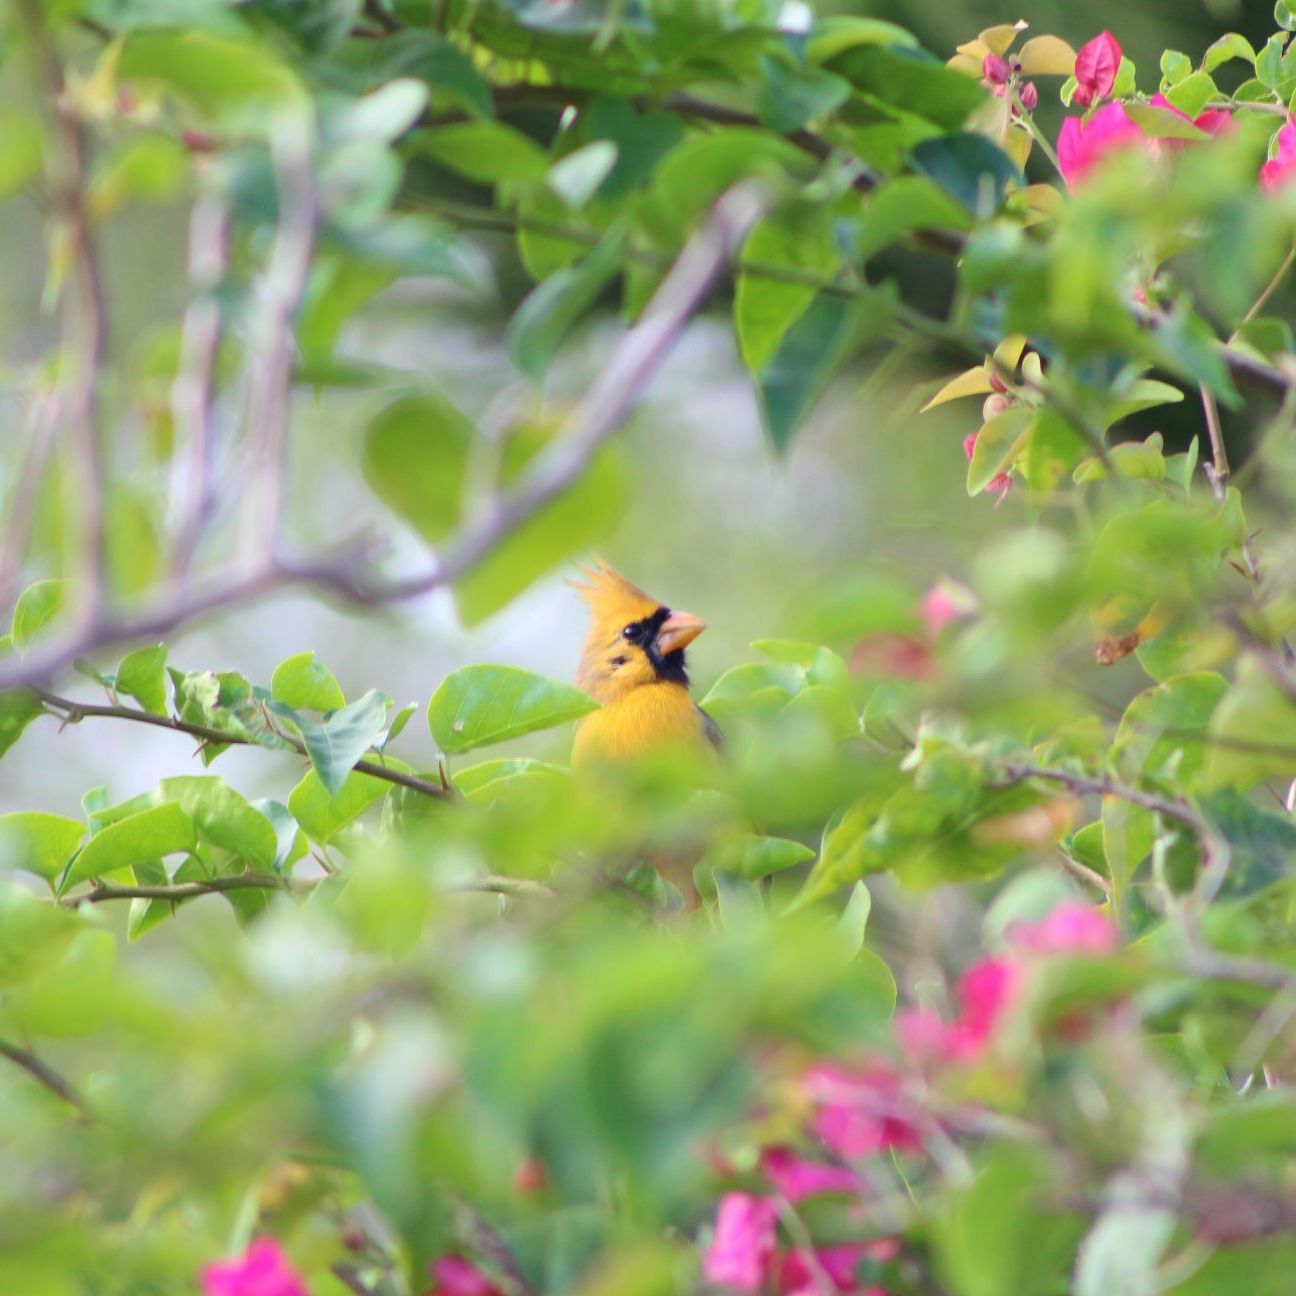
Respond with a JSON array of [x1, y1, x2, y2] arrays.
[[5, 1, 1296, 1294]]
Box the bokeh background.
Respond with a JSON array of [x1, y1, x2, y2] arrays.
[[1, 0, 1285, 819]]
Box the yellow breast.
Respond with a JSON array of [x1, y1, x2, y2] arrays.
[[571, 682, 708, 772]]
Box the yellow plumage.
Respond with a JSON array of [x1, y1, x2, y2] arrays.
[[568, 560, 717, 773]]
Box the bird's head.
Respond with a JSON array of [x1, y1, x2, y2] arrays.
[[569, 560, 707, 703]]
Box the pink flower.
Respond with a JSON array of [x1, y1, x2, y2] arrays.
[[946, 957, 1019, 1058], [894, 1005, 954, 1066], [1261, 120, 1296, 193], [1072, 31, 1121, 107], [426, 1257, 505, 1296], [1146, 94, 1233, 151], [805, 1063, 923, 1159], [1057, 102, 1147, 188], [760, 1147, 860, 1201], [919, 582, 970, 638], [963, 429, 1012, 496], [703, 1193, 779, 1292], [777, 1242, 895, 1294], [982, 54, 1010, 85], [1009, 903, 1118, 955], [200, 1239, 308, 1296]]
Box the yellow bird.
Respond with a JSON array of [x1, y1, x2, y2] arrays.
[[569, 560, 720, 772]]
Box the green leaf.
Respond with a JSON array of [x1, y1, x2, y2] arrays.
[[331, 78, 429, 146], [757, 54, 851, 133], [1257, 34, 1288, 89], [1205, 656, 1296, 788], [294, 690, 390, 797], [758, 293, 860, 454], [0, 884, 77, 988], [0, 813, 86, 881], [1074, 433, 1167, 483], [363, 392, 475, 543], [856, 176, 971, 259], [1159, 50, 1192, 86], [253, 798, 308, 874], [910, 133, 1024, 214], [735, 215, 838, 374], [967, 408, 1035, 494], [827, 45, 988, 131], [1198, 788, 1296, 902], [452, 426, 626, 626], [546, 141, 617, 209], [1165, 71, 1218, 119], [115, 643, 168, 715], [61, 802, 196, 892], [0, 689, 42, 761], [271, 651, 347, 712], [287, 766, 394, 844], [428, 665, 597, 755], [934, 1142, 1083, 1296], [418, 121, 548, 186], [156, 777, 279, 869], [119, 30, 307, 134], [349, 29, 492, 118], [805, 15, 919, 63], [703, 834, 816, 881], [1202, 32, 1255, 73], [580, 96, 684, 202], [11, 579, 67, 650], [507, 226, 625, 381], [1113, 671, 1228, 787], [1107, 380, 1184, 424]]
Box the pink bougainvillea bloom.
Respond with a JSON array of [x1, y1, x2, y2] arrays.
[[894, 1004, 954, 1066], [1009, 902, 1118, 955], [981, 53, 1010, 85], [200, 1239, 309, 1296], [944, 957, 1020, 1059], [918, 585, 959, 637], [1261, 120, 1296, 192], [1072, 31, 1121, 107], [1145, 93, 1233, 154], [760, 1147, 860, 1201], [805, 1063, 923, 1158], [426, 1257, 505, 1296], [703, 1193, 779, 1292], [1057, 102, 1147, 188], [777, 1241, 900, 1295]]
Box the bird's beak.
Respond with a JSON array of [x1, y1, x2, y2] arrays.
[[656, 610, 707, 655]]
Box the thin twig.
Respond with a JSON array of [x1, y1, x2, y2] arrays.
[[995, 763, 1201, 829], [61, 871, 320, 907], [16, 0, 109, 613], [171, 185, 232, 576], [239, 122, 316, 564], [0, 182, 765, 691], [1199, 384, 1228, 499], [33, 688, 453, 801], [0, 1038, 91, 1117]]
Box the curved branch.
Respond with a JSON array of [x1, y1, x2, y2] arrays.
[[0, 182, 765, 689], [0, 1039, 91, 1117], [34, 689, 452, 801]]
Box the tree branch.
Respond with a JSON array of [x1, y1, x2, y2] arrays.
[[15, 0, 109, 617], [61, 871, 319, 907], [995, 762, 1201, 829], [239, 123, 316, 564], [0, 182, 764, 688], [33, 688, 453, 801], [0, 1038, 91, 1117], [170, 184, 232, 577]]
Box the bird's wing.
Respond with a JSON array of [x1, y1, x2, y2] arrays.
[[698, 705, 724, 751]]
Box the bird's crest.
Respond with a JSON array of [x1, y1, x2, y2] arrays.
[[567, 559, 661, 623]]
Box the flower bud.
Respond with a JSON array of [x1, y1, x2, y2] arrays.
[[982, 393, 1013, 421], [988, 371, 1008, 393], [982, 54, 1011, 85], [1072, 84, 1094, 108], [1018, 80, 1039, 111]]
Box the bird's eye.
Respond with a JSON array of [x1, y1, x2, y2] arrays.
[[621, 623, 643, 643]]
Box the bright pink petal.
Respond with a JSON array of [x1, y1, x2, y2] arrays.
[[1192, 108, 1232, 136], [703, 1194, 778, 1292], [760, 1147, 859, 1201], [1074, 31, 1121, 103], [1057, 103, 1145, 189], [200, 1239, 308, 1296], [895, 1005, 954, 1066], [945, 957, 1019, 1058], [806, 1063, 923, 1157], [427, 1257, 506, 1296], [1010, 903, 1117, 955], [919, 585, 961, 637]]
